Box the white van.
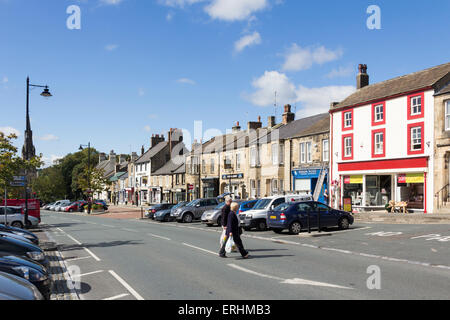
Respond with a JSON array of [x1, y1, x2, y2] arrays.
[[239, 194, 312, 231]]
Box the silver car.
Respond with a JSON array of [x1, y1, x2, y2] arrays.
[[201, 200, 244, 226], [0, 207, 39, 229], [173, 198, 220, 223]]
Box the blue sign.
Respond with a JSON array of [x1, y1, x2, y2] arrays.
[[292, 169, 328, 179], [222, 173, 244, 180]]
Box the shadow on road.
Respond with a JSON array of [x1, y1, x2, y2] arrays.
[[245, 248, 288, 252], [241, 254, 295, 259]]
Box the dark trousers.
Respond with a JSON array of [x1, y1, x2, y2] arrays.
[[219, 233, 248, 257]]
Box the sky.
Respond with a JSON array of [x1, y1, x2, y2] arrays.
[[0, 0, 449, 167]]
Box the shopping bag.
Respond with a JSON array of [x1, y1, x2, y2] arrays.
[[219, 229, 227, 247], [225, 236, 234, 254]]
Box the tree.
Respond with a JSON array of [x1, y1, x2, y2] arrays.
[[75, 167, 109, 200], [0, 132, 42, 199], [31, 166, 66, 203]]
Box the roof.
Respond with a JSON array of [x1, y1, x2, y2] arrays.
[[153, 159, 185, 176], [135, 141, 168, 164], [332, 62, 450, 110], [109, 172, 126, 182], [435, 82, 450, 96]]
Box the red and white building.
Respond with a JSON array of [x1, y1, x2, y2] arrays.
[[330, 63, 450, 213]]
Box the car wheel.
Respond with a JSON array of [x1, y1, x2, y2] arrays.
[[69, 209, 74, 212], [25, 220, 32, 228], [164, 215, 170, 222], [206, 224, 213, 227], [338, 217, 350, 230], [272, 229, 283, 234], [182, 213, 194, 223], [256, 220, 267, 231], [289, 221, 302, 235], [216, 216, 221, 227], [11, 221, 24, 229], [243, 227, 252, 232]]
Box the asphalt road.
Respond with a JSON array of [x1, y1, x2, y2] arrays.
[[41, 210, 450, 300]]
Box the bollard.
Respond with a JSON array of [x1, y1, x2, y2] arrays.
[[307, 211, 311, 234], [317, 210, 321, 233], [141, 207, 143, 219]]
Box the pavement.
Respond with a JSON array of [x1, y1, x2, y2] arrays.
[[40, 209, 450, 300]]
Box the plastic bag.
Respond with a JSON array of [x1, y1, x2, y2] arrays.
[[225, 236, 234, 254], [219, 229, 227, 247]]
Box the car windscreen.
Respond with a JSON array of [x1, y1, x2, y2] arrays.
[[274, 203, 290, 211], [186, 200, 199, 207], [215, 202, 226, 209], [252, 199, 271, 210], [173, 202, 187, 209]]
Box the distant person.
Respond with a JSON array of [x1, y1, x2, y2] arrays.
[[323, 188, 329, 204], [219, 202, 249, 259], [221, 196, 232, 229]]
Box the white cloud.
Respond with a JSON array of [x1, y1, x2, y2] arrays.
[[245, 70, 355, 116], [2, 76, 8, 83], [148, 114, 158, 119], [205, 0, 268, 21], [105, 44, 119, 51], [144, 125, 151, 132], [42, 155, 63, 168], [40, 134, 59, 141], [160, 0, 206, 8], [0, 126, 20, 137], [234, 31, 261, 53], [282, 44, 343, 72], [326, 66, 354, 79], [166, 12, 174, 21], [177, 78, 196, 85]]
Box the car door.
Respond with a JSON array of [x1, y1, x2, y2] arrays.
[[314, 202, 336, 227], [296, 202, 317, 228]]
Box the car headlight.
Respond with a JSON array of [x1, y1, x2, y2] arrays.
[[246, 214, 252, 219], [27, 251, 45, 261], [13, 266, 48, 281]]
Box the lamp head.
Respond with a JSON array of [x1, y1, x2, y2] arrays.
[[40, 87, 52, 97]]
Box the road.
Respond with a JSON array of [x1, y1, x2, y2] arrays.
[[41, 210, 450, 300]]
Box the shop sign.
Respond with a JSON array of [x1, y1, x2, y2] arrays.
[[344, 175, 363, 184], [343, 198, 353, 212], [222, 173, 244, 180], [188, 184, 194, 190], [398, 173, 424, 184]]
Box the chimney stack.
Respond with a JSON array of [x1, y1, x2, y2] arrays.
[[99, 153, 107, 163], [151, 134, 165, 148], [268, 116, 276, 128], [131, 152, 138, 162], [247, 116, 263, 132], [282, 104, 295, 124], [109, 150, 117, 166], [141, 145, 145, 156], [232, 121, 241, 133], [119, 154, 127, 164], [357, 64, 369, 89]]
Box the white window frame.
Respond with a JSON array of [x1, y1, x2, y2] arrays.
[[445, 101, 450, 131], [344, 112, 352, 128], [374, 132, 384, 155], [411, 96, 422, 115], [300, 143, 306, 164], [272, 144, 279, 165], [279, 143, 285, 165], [236, 153, 241, 170], [306, 142, 312, 163], [250, 147, 257, 167], [411, 126, 422, 151], [210, 158, 215, 173], [323, 139, 329, 162], [374, 104, 384, 122], [344, 137, 352, 157]]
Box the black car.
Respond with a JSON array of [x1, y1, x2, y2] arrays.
[[146, 203, 175, 220], [0, 271, 43, 300], [0, 224, 39, 245], [0, 234, 48, 267], [267, 201, 354, 235], [0, 252, 51, 299]]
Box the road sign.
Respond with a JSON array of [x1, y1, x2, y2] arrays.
[[10, 181, 26, 187], [13, 176, 26, 182]]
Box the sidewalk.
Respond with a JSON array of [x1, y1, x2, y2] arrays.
[[73, 205, 145, 220], [33, 226, 80, 300], [353, 212, 450, 224]]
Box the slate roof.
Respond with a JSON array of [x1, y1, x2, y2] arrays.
[[435, 82, 450, 96], [135, 141, 168, 164], [332, 62, 450, 110]]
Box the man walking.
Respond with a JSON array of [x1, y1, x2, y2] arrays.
[[219, 196, 232, 248], [219, 202, 249, 259]]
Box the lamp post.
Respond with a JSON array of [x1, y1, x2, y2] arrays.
[[79, 143, 91, 214], [24, 77, 52, 229]]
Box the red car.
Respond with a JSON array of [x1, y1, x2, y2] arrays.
[[64, 201, 87, 212]]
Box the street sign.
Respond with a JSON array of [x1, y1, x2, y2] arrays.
[[13, 176, 26, 182], [10, 181, 26, 187]]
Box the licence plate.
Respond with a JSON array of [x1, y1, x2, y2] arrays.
[[270, 216, 277, 220]]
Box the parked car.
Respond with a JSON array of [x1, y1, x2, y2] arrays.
[[158, 202, 188, 222], [48, 200, 70, 211], [238, 200, 258, 214], [0, 252, 51, 299], [267, 201, 354, 234], [0, 271, 43, 300], [145, 203, 175, 219], [172, 198, 220, 223], [42, 202, 55, 210], [64, 200, 86, 213], [0, 207, 39, 229], [55, 200, 71, 212], [201, 200, 246, 226], [0, 232, 33, 244], [0, 234, 48, 267], [0, 224, 39, 245], [239, 194, 313, 231]]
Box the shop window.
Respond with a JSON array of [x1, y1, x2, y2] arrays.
[[372, 102, 386, 126], [407, 92, 425, 120], [407, 122, 424, 155], [342, 109, 354, 131], [342, 134, 353, 160], [372, 129, 386, 158], [397, 174, 424, 209]]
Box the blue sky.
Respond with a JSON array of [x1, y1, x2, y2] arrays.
[[0, 0, 449, 166]]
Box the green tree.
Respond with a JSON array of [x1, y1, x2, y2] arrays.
[[75, 167, 109, 199], [31, 166, 66, 203]]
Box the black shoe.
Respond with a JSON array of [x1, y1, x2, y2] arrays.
[[242, 254, 250, 259], [219, 254, 227, 258]]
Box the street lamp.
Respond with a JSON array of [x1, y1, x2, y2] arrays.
[[79, 143, 92, 214], [24, 77, 52, 229]]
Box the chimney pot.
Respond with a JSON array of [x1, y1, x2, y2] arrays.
[[357, 64, 369, 89]]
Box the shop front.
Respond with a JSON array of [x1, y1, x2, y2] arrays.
[[150, 187, 161, 204], [173, 189, 186, 204], [221, 174, 246, 199], [338, 157, 429, 213], [201, 178, 219, 198], [292, 167, 329, 203]]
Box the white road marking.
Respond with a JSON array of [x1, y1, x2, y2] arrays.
[[121, 228, 138, 233], [65, 256, 92, 262], [84, 248, 101, 262], [103, 293, 130, 301], [182, 243, 217, 255], [75, 270, 105, 278], [228, 264, 352, 289], [56, 228, 82, 245], [148, 233, 171, 241], [101, 224, 115, 228], [108, 270, 144, 300]]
